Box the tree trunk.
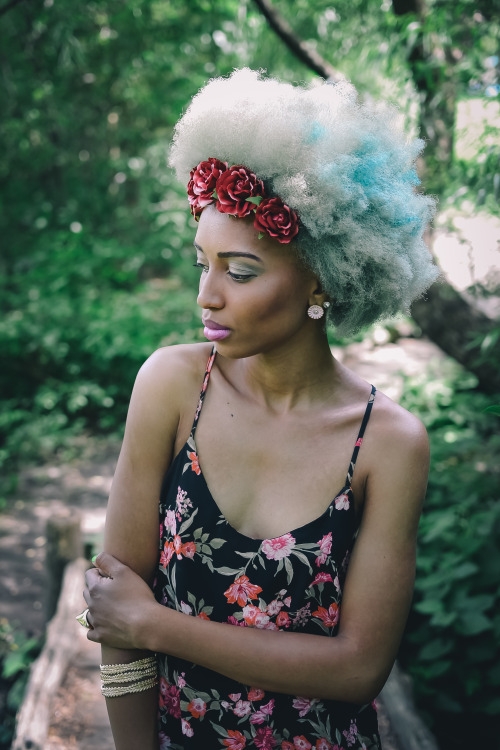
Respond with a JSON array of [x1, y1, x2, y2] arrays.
[[411, 281, 500, 394]]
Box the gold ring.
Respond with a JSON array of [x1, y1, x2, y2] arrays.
[[76, 608, 91, 629]]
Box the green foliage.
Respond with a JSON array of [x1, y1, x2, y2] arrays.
[[0, 618, 42, 749], [399, 365, 500, 739], [0, 0, 245, 269], [0, 0, 242, 486], [0, 226, 202, 483]]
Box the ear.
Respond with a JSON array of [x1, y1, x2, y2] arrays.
[[308, 282, 330, 309]]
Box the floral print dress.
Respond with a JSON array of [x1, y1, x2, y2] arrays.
[[154, 348, 380, 750]]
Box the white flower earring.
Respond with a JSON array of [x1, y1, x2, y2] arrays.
[[307, 301, 330, 320]]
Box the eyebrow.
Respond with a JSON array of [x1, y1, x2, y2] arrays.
[[194, 242, 263, 263]]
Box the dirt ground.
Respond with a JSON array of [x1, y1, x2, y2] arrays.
[[1, 336, 445, 749]]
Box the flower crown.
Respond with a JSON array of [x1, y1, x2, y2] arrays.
[[187, 158, 299, 244]]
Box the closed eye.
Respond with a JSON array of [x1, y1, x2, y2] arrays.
[[227, 270, 255, 282], [194, 262, 255, 283]]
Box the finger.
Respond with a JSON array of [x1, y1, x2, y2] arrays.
[[85, 566, 102, 589], [87, 625, 99, 643], [93, 551, 121, 579]]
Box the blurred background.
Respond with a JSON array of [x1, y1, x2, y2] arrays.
[[0, 1, 499, 748]]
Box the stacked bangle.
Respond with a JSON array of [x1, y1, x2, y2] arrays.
[[100, 655, 158, 698]]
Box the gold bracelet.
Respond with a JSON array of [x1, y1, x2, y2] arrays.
[[101, 675, 158, 698], [100, 656, 156, 676], [101, 665, 158, 685]]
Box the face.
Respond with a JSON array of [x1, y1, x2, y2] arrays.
[[194, 204, 320, 359]]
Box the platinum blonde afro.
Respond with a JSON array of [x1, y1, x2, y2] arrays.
[[169, 68, 438, 334]]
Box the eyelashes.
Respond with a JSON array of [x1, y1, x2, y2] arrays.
[[228, 272, 255, 282], [193, 262, 255, 283]]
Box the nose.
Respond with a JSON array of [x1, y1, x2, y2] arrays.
[[196, 268, 224, 310]]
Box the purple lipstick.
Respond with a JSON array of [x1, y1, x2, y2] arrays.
[[203, 319, 231, 342]]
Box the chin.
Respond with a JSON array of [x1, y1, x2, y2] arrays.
[[217, 337, 294, 361], [212, 341, 253, 360]]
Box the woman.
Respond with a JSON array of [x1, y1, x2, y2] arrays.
[[82, 69, 438, 750]]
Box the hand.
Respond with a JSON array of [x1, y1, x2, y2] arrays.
[[83, 552, 158, 649]]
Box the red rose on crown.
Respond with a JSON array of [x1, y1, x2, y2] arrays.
[[215, 165, 265, 218], [254, 196, 299, 244], [185, 158, 300, 243], [187, 157, 228, 217]]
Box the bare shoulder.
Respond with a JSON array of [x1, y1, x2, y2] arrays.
[[121, 342, 214, 462], [137, 341, 213, 386], [360, 388, 430, 522], [337, 360, 428, 460], [370, 388, 429, 457], [133, 342, 213, 409], [339, 362, 429, 473]]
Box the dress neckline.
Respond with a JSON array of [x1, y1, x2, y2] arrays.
[[190, 431, 354, 543], [176, 347, 377, 544]]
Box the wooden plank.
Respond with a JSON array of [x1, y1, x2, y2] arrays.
[[45, 513, 83, 621], [12, 557, 88, 750]]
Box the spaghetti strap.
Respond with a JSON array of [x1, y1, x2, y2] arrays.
[[191, 346, 217, 438], [344, 384, 376, 489]]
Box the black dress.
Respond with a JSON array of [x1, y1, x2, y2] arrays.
[[154, 348, 380, 750]]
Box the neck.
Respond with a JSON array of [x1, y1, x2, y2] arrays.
[[235, 331, 340, 413]]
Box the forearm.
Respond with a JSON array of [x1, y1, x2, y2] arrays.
[[101, 645, 159, 750], [143, 605, 383, 704]]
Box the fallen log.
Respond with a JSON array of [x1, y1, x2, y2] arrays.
[[12, 557, 88, 750], [45, 512, 83, 621]]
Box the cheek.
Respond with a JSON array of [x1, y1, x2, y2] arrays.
[[249, 276, 306, 321]]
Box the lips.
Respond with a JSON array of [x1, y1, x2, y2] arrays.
[[203, 318, 229, 331], [202, 318, 231, 342]]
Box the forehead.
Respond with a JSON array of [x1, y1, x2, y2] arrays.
[[194, 204, 295, 265]]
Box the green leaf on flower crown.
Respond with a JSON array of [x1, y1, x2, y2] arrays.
[[257, 232, 265, 240], [212, 190, 218, 199], [246, 195, 263, 206]]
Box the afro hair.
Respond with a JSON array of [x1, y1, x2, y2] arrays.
[[169, 69, 438, 334]]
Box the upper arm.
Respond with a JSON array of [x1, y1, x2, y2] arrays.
[[103, 345, 204, 583], [337, 405, 429, 694]]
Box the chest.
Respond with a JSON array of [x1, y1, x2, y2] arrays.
[[193, 394, 366, 540]]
